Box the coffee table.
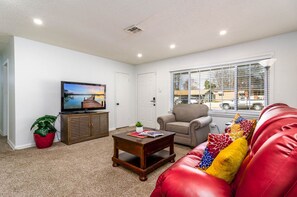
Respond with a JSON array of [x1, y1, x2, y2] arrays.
[[112, 130, 175, 181]]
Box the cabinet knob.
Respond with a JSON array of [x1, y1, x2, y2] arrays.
[[116, 103, 120, 105]]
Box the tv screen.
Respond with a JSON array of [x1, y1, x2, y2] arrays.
[[61, 81, 106, 112]]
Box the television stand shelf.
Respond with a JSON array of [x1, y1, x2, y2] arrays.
[[61, 112, 109, 145]]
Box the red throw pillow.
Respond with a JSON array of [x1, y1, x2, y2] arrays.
[[207, 133, 233, 157], [199, 133, 233, 170]]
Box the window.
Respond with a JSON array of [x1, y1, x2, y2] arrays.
[[172, 59, 270, 112]]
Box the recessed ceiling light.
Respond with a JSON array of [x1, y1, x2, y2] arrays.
[[137, 53, 142, 58], [219, 30, 227, 36], [33, 18, 43, 25], [169, 44, 176, 49]]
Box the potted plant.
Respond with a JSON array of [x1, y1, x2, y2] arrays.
[[30, 115, 58, 149], [135, 121, 143, 133]]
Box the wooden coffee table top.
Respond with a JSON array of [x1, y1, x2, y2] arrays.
[[112, 130, 175, 145]]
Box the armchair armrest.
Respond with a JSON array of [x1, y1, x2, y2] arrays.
[[190, 116, 212, 130], [157, 114, 176, 130], [189, 116, 212, 146]]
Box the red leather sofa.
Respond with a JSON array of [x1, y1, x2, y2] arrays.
[[151, 103, 297, 197]]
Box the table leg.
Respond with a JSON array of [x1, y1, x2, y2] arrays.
[[170, 138, 175, 163], [140, 149, 147, 169], [112, 140, 119, 167], [139, 174, 147, 181], [139, 149, 147, 181]]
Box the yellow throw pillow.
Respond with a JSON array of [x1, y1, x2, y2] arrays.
[[205, 137, 248, 184]]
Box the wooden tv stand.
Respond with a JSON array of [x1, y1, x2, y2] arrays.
[[61, 112, 109, 145]]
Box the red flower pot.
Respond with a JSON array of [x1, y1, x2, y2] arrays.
[[34, 132, 55, 149]]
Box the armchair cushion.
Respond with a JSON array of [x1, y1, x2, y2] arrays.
[[173, 104, 208, 122], [166, 122, 189, 135], [157, 104, 211, 147]]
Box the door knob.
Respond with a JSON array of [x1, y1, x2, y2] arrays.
[[150, 97, 156, 103], [116, 103, 119, 105]]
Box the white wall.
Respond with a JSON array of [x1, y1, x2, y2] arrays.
[[7, 31, 297, 148], [0, 53, 2, 134], [137, 31, 297, 132], [0, 37, 16, 146], [13, 37, 136, 149]]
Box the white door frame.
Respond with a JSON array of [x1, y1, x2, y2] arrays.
[[115, 72, 130, 128], [137, 72, 157, 129], [2, 59, 9, 139]]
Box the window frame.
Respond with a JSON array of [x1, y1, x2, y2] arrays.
[[170, 58, 271, 115]]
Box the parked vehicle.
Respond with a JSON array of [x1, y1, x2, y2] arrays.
[[219, 99, 264, 110], [174, 98, 199, 105]]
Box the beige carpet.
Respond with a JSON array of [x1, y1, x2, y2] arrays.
[[0, 128, 190, 197]]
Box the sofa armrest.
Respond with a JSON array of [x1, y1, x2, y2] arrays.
[[157, 114, 176, 130], [151, 164, 231, 197], [190, 116, 212, 130]]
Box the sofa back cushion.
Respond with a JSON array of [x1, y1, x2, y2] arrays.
[[235, 129, 297, 197], [231, 103, 297, 196], [173, 104, 208, 122]]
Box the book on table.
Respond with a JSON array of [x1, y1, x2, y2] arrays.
[[139, 131, 164, 138]]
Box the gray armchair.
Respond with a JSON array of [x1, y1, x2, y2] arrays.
[[157, 104, 212, 147]]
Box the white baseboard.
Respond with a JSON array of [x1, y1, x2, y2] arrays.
[[14, 143, 35, 150], [7, 138, 16, 150], [6, 139, 34, 150]]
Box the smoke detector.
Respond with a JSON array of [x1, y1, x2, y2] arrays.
[[124, 25, 143, 34]]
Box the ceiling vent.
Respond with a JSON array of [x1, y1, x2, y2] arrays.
[[124, 25, 142, 34]]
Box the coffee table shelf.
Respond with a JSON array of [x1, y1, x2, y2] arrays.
[[112, 130, 175, 181]]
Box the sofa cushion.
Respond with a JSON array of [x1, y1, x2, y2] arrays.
[[151, 158, 232, 197], [173, 104, 208, 122], [206, 137, 248, 184], [166, 122, 189, 134]]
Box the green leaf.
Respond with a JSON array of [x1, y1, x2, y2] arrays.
[[34, 127, 50, 137], [31, 114, 58, 135]]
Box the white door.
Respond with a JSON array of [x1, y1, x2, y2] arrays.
[[115, 72, 130, 128], [2, 61, 9, 137], [137, 72, 156, 128]]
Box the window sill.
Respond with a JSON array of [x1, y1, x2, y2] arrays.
[[209, 110, 260, 119]]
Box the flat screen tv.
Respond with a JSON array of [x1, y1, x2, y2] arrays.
[[61, 81, 106, 112]]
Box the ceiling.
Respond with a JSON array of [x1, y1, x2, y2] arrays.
[[0, 0, 297, 65]]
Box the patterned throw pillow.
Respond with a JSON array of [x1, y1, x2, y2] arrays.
[[199, 133, 233, 170], [198, 148, 214, 170], [199, 114, 256, 170], [207, 133, 233, 157], [226, 113, 257, 140]]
